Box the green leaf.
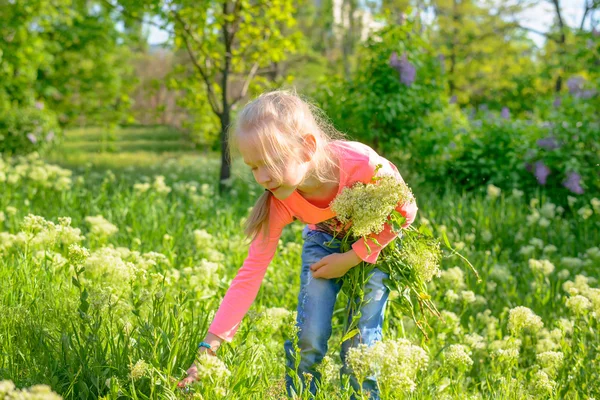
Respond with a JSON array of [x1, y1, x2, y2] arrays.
[[340, 328, 360, 343]]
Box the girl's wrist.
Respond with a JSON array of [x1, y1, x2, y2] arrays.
[[345, 249, 363, 268]]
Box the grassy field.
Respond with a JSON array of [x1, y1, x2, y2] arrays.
[[1, 126, 599, 399]]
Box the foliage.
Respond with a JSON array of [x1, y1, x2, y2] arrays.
[[0, 0, 139, 140], [313, 17, 446, 154], [0, 143, 599, 398], [0, 105, 61, 156]]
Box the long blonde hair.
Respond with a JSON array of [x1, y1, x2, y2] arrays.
[[228, 89, 346, 242]]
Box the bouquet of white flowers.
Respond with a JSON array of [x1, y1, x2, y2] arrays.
[[326, 165, 478, 341]]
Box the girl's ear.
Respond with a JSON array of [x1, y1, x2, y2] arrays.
[[301, 134, 317, 162]]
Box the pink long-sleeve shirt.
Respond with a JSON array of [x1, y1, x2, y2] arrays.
[[208, 140, 418, 342]]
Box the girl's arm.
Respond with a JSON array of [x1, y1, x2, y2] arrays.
[[207, 198, 293, 342]]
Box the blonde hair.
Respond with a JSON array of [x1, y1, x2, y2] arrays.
[[228, 89, 346, 242]]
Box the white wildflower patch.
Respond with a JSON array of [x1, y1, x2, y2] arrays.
[[565, 295, 591, 314], [528, 259, 555, 276], [129, 359, 151, 381], [486, 184, 501, 199], [443, 344, 474, 371], [0, 380, 63, 399], [193, 229, 215, 248], [194, 352, 231, 387], [440, 267, 466, 289], [508, 306, 543, 336], [85, 215, 119, 239], [331, 175, 415, 238], [346, 339, 429, 393], [536, 351, 563, 377], [528, 370, 555, 396]]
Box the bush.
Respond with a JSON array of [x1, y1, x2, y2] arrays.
[[0, 105, 61, 156], [313, 18, 446, 154], [448, 112, 545, 191], [525, 88, 600, 196]]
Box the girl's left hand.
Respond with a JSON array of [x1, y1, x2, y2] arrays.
[[310, 250, 362, 279]]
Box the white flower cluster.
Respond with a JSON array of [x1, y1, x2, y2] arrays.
[[193, 229, 215, 248], [255, 307, 293, 332], [439, 267, 466, 289], [536, 351, 564, 377], [508, 306, 544, 336], [346, 339, 429, 393], [526, 200, 564, 228], [398, 236, 442, 283], [129, 359, 151, 381], [195, 352, 231, 383], [331, 175, 414, 238], [486, 184, 501, 199], [563, 274, 600, 318], [528, 370, 555, 396], [528, 259, 555, 276], [1, 215, 84, 255], [85, 215, 119, 239], [0, 380, 62, 399], [0, 152, 72, 191], [443, 344, 474, 370]]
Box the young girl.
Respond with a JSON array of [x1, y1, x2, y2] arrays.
[[177, 90, 417, 398]]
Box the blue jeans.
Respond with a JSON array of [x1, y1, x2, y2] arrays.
[[284, 226, 390, 399]]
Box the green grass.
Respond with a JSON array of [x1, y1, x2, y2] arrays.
[[0, 126, 599, 399]]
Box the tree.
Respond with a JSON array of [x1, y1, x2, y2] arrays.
[[111, 0, 302, 188]]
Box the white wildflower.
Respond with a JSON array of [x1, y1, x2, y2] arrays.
[[331, 175, 415, 238], [486, 184, 501, 199], [443, 344, 473, 370], [508, 306, 543, 336], [565, 295, 591, 314], [528, 259, 555, 276], [129, 359, 150, 380], [85, 215, 118, 239]]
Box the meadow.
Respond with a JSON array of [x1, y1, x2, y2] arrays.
[[1, 126, 599, 399]]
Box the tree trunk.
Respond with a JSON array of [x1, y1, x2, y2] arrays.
[[219, 110, 231, 193], [551, 0, 566, 92]]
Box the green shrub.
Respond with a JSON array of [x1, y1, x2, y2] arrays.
[[0, 105, 61, 156], [313, 19, 446, 154], [525, 81, 600, 196]]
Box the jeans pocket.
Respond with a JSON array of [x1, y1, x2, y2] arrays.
[[302, 226, 323, 241]]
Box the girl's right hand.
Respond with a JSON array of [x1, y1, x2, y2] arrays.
[[177, 347, 216, 389]]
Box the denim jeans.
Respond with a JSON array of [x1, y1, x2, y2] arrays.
[[284, 226, 390, 399]]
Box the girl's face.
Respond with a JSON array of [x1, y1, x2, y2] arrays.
[[239, 134, 311, 200]]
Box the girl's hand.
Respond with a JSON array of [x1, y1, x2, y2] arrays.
[[310, 250, 362, 279], [177, 346, 218, 389]]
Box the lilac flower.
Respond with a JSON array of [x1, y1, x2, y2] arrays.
[[553, 96, 561, 108], [536, 137, 559, 150], [449, 95, 457, 104], [27, 133, 37, 144], [34, 101, 44, 110], [566, 76, 585, 95], [579, 89, 597, 99], [479, 104, 488, 112], [45, 131, 55, 142], [534, 161, 550, 185], [389, 52, 416, 86], [501, 107, 510, 120], [438, 54, 445, 73], [389, 52, 401, 69], [563, 172, 584, 194], [587, 39, 595, 49]]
